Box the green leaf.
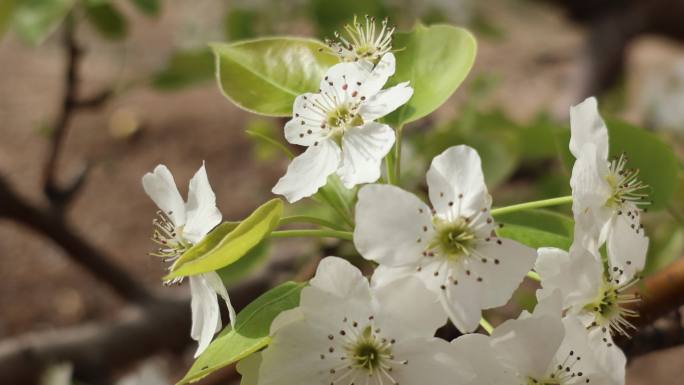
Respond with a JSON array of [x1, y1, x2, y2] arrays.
[[0, 0, 17, 38], [166, 199, 284, 279], [495, 209, 574, 250], [129, 0, 160, 16], [211, 38, 338, 117], [83, 0, 127, 40], [385, 24, 477, 126], [605, 118, 679, 211], [177, 281, 305, 385], [13, 0, 75, 45], [556, 118, 679, 211], [152, 48, 215, 90], [217, 241, 270, 286], [497, 223, 571, 251]]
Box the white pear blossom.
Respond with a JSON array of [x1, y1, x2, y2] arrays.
[[256, 257, 470, 385], [535, 242, 644, 385], [569, 97, 649, 271], [142, 164, 235, 357], [272, 52, 413, 203], [450, 294, 618, 385], [325, 15, 395, 63], [354, 145, 537, 332]]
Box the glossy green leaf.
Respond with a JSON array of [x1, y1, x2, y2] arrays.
[[83, 1, 127, 40], [556, 118, 679, 211], [211, 38, 338, 116], [177, 281, 305, 385], [495, 209, 574, 250], [217, 241, 270, 286], [152, 48, 215, 90], [166, 199, 283, 279], [13, 0, 75, 45], [0, 0, 17, 38], [385, 24, 476, 125], [129, 0, 160, 16], [497, 223, 571, 251]]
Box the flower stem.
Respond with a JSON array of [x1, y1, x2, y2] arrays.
[[270, 229, 353, 241], [526, 271, 541, 282], [279, 215, 344, 231], [479, 318, 494, 335], [393, 124, 405, 185], [490, 195, 573, 216]]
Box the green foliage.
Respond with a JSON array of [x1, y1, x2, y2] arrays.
[[0, 0, 17, 38], [177, 281, 305, 385], [83, 0, 127, 40], [165, 199, 284, 279], [556, 118, 679, 211], [224, 7, 259, 41], [152, 48, 215, 90], [245, 119, 294, 161], [385, 24, 477, 126], [217, 241, 270, 286], [495, 209, 573, 250], [309, 0, 388, 38], [212, 37, 338, 116], [129, 0, 160, 16], [12, 0, 75, 44]]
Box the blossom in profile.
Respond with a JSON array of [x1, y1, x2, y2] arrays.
[[354, 145, 536, 332], [142, 164, 235, 357], [256, 257, 469, 385], [272, 52, 413, 202], [569, 97, 649, 274], [450, 294, 621, 385], [325, 15, 395, 64]]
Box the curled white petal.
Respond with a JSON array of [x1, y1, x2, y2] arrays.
[[272, 139, 341, 203], [142, 164, 186, 226], [337, 122, 395, 188], [570, 96, 609, 160], [184, 163, 222, 244], [359, 81, 413, 121]]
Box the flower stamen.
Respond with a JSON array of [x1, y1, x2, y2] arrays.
[[325, 15, 395, 63]]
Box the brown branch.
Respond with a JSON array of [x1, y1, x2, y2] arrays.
[[43, 15, 112, 211], [0, 272, 279, 385], [631, 257, 684, 327], [0, 175, 154, 304], [620, 310, 684, 359]]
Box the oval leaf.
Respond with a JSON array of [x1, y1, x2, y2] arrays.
[[166, 199, 283, 279], [177, 281, 305, 385], [212, 38, 338, 116], [83, 0, 127, 40], [385, 24, 477, 126], [495, 209, 574, 250]]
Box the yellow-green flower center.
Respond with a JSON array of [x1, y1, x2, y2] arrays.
[[429, 218, 475, 260]]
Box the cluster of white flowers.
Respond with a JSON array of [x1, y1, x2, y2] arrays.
[[139, 17, 650, 384]]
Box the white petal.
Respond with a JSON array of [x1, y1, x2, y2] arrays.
[[449, 333, 517, 385], [269, 307, 304, 335], [491, 311, 564, 379], [319, 61, 371, 101], [258, 319, 332, 385], [272, 139, 340, 203], [472, 238, 537, 309], [359, 52, 396, 97], [440, 267, 484, 332], [203, 270, 236, 326], [354, 184, 434, 266], [373, 275, 446, 339], [236, 352, 262, 385], [535, 246, 602, 311], [570, 143, 612, 245], [588, 328, 627, 385], [606, 207, 649, 278], [359, 81, 413, 121], [184, 163, 222, 244], [337, 122, 395, 188], [300, 257, 373, 324], [391, 338, 473, 385], [427, 145, 491, 220], [142, 164, 186, 226], [308, 256, 370, 300], [284, 93, 335, 146], [569, 96, 609, 160], [558, 317, 618, 385], [189, 274, 222, 357]]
